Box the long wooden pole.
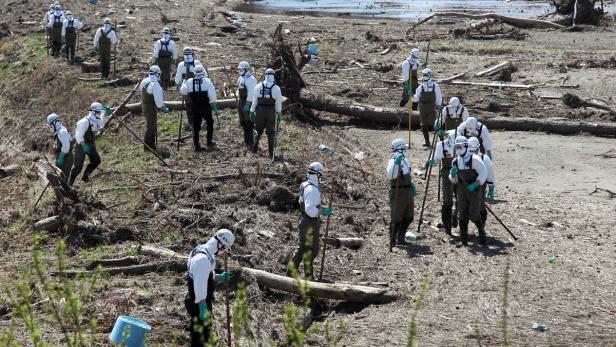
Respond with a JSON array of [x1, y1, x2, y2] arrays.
[[318, 189, 335, 280], [224, 254, 231, 347], [416, 132, 439, 233], [177, 97, 184, 151]]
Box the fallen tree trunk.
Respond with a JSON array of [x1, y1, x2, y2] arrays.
[[448, 80, 534, 90], [484, 117, 616, 136], [300, 90, 422, 129], [410, 12, 565, 31], [55, 260, 186, 277], [33, 215, 62, 231], [299, 90, 616, 136], [475, 61, 511, 77], [137, 245, 396, 304], [240, 267, 396, 304], [0, 164, 20, 178], [323, 237, 364, 250], [85, 256, 142, 270], [81, 61, 101, 73]]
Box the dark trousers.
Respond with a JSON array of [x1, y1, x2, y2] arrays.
[[237, 99, 254, 148], [185, 299, 210, 347], [143, 103, 158, 150], [290, 215, 321, 279], [56, 150, 74, 179], [51, 40, 62, 57], [65, 44, 75, 63], [252, 105, 276, 158], [100, 51, 111, 79], [390, 187, 414, 243], [70, 142, 100, 185], [192, 108, 214, 147]]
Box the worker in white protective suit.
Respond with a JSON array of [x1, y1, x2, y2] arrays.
[[435, 97, 469, 137], [185, 229, 234, 347], [399, 48, 420, 109], [387, 138, 416, 246], [457, 117, 493, 160], [249, 68, 284, 160], [448, 136, 487, 246], [152, 27, 177, 89], [46, 113, 74, 178], [237, 61, 257, 149], [426, 130, 456, 236], [413, 68, 443, 148], [468, 136, 496, 224], [180, 65, 220, 151], [70, 102, 108, 185], [288, 162, 333, 279]]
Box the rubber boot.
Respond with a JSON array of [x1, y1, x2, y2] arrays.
[[442, 207, 452, 236], [267, 132, 275, 159], [459, 221, 469, 246], [452, 208, 459, 228], [390, 224, 398, 247], [475, 220, 487, 245], [252, 132, 262, 153], [396, 225, 407, 245], [422, 129, 430, 147], [481, 209, 488, 226]]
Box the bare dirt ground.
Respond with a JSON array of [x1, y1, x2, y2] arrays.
[[1, 0, 616, 345]]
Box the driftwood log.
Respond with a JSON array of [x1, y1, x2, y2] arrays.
[[475, 62, 511, 77], [55, 260, 186, 277], [0, 164, 20, 178], [299, 90, 616, 136], [85, 256, 142, 270], [137, 245, 396, 304], [33, 215, 62, 231], [409, 12, 565, 32], [81, 61, 101, 73]]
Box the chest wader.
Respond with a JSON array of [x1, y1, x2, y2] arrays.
[[445, 107, 464, 131], [158, 41, 172, 89], [70, 124, 101, 185], [440, 147, 455, 235], [290, 182, 321, 279], [237, 83, 254, 148], [251, 83, 276, 158], [479, 153, 489, 226], [185, 249, 215, 347], [65, 22, 76, 63], [54, 136, 75, 179], [142, 84, 158, 150], [389, 169, 415, 245], [99, 31, 112, 79], [454, 158, 485, 245], [189, 79, 213, 148], [51, 16, 63, 57], [183, 63, 196, 126], [419, 86, 437, 146]]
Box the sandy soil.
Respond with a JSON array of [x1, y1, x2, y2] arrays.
[[1, 0, 616, 346]]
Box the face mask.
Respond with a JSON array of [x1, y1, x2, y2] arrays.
[[184, 55, 193, 63], [265, 74, 274, 83], [162, 33, 169, 40], [55, 10, 61, 15], [104, 23, 111, 30], [455, 147, 466, 157], [67, 15, 73, 20]]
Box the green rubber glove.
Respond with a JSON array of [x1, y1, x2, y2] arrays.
[[153, 58, 158, 65], [60, 36, 65, 45], [394, 155, 403, 165], [210, 103, 218, 112], [408, 89, 414, 97], [95, 47, 99, 53], [403, 81, 410, 92], [433, 121, 441, 131], [410, 183, 417, 197], [171, 59, 176, 65], [320, 207, 333, 217], [103, 104, 111, 116], [487, 151, 493, 161], [56, 152, 65, 167], [243, 102, 250, 112], [450, 167, 458, 177], [276, 114, 283, 122], [421, 61, 428, 68], [488, 185, 495, 201], [438, 130, 446, 138], [426, 159, 435, 167], [181, 79, 188, 86], [467, 182, 479, 192], [82, 143, 91, 154], [216, 271, 230, 282], [175, 84, 180, 92], [163, 106, 170, 113], [198, 302, 208, 321], [249, 111, 255, 122]]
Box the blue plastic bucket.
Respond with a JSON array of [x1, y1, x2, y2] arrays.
[[307, 44, 318, 55], [89, 0, 97, 4], [109, 316, 151, 347]]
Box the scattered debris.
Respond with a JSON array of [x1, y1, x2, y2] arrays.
[[589, 187, 615, 199], [532, 322, 549, 331]]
